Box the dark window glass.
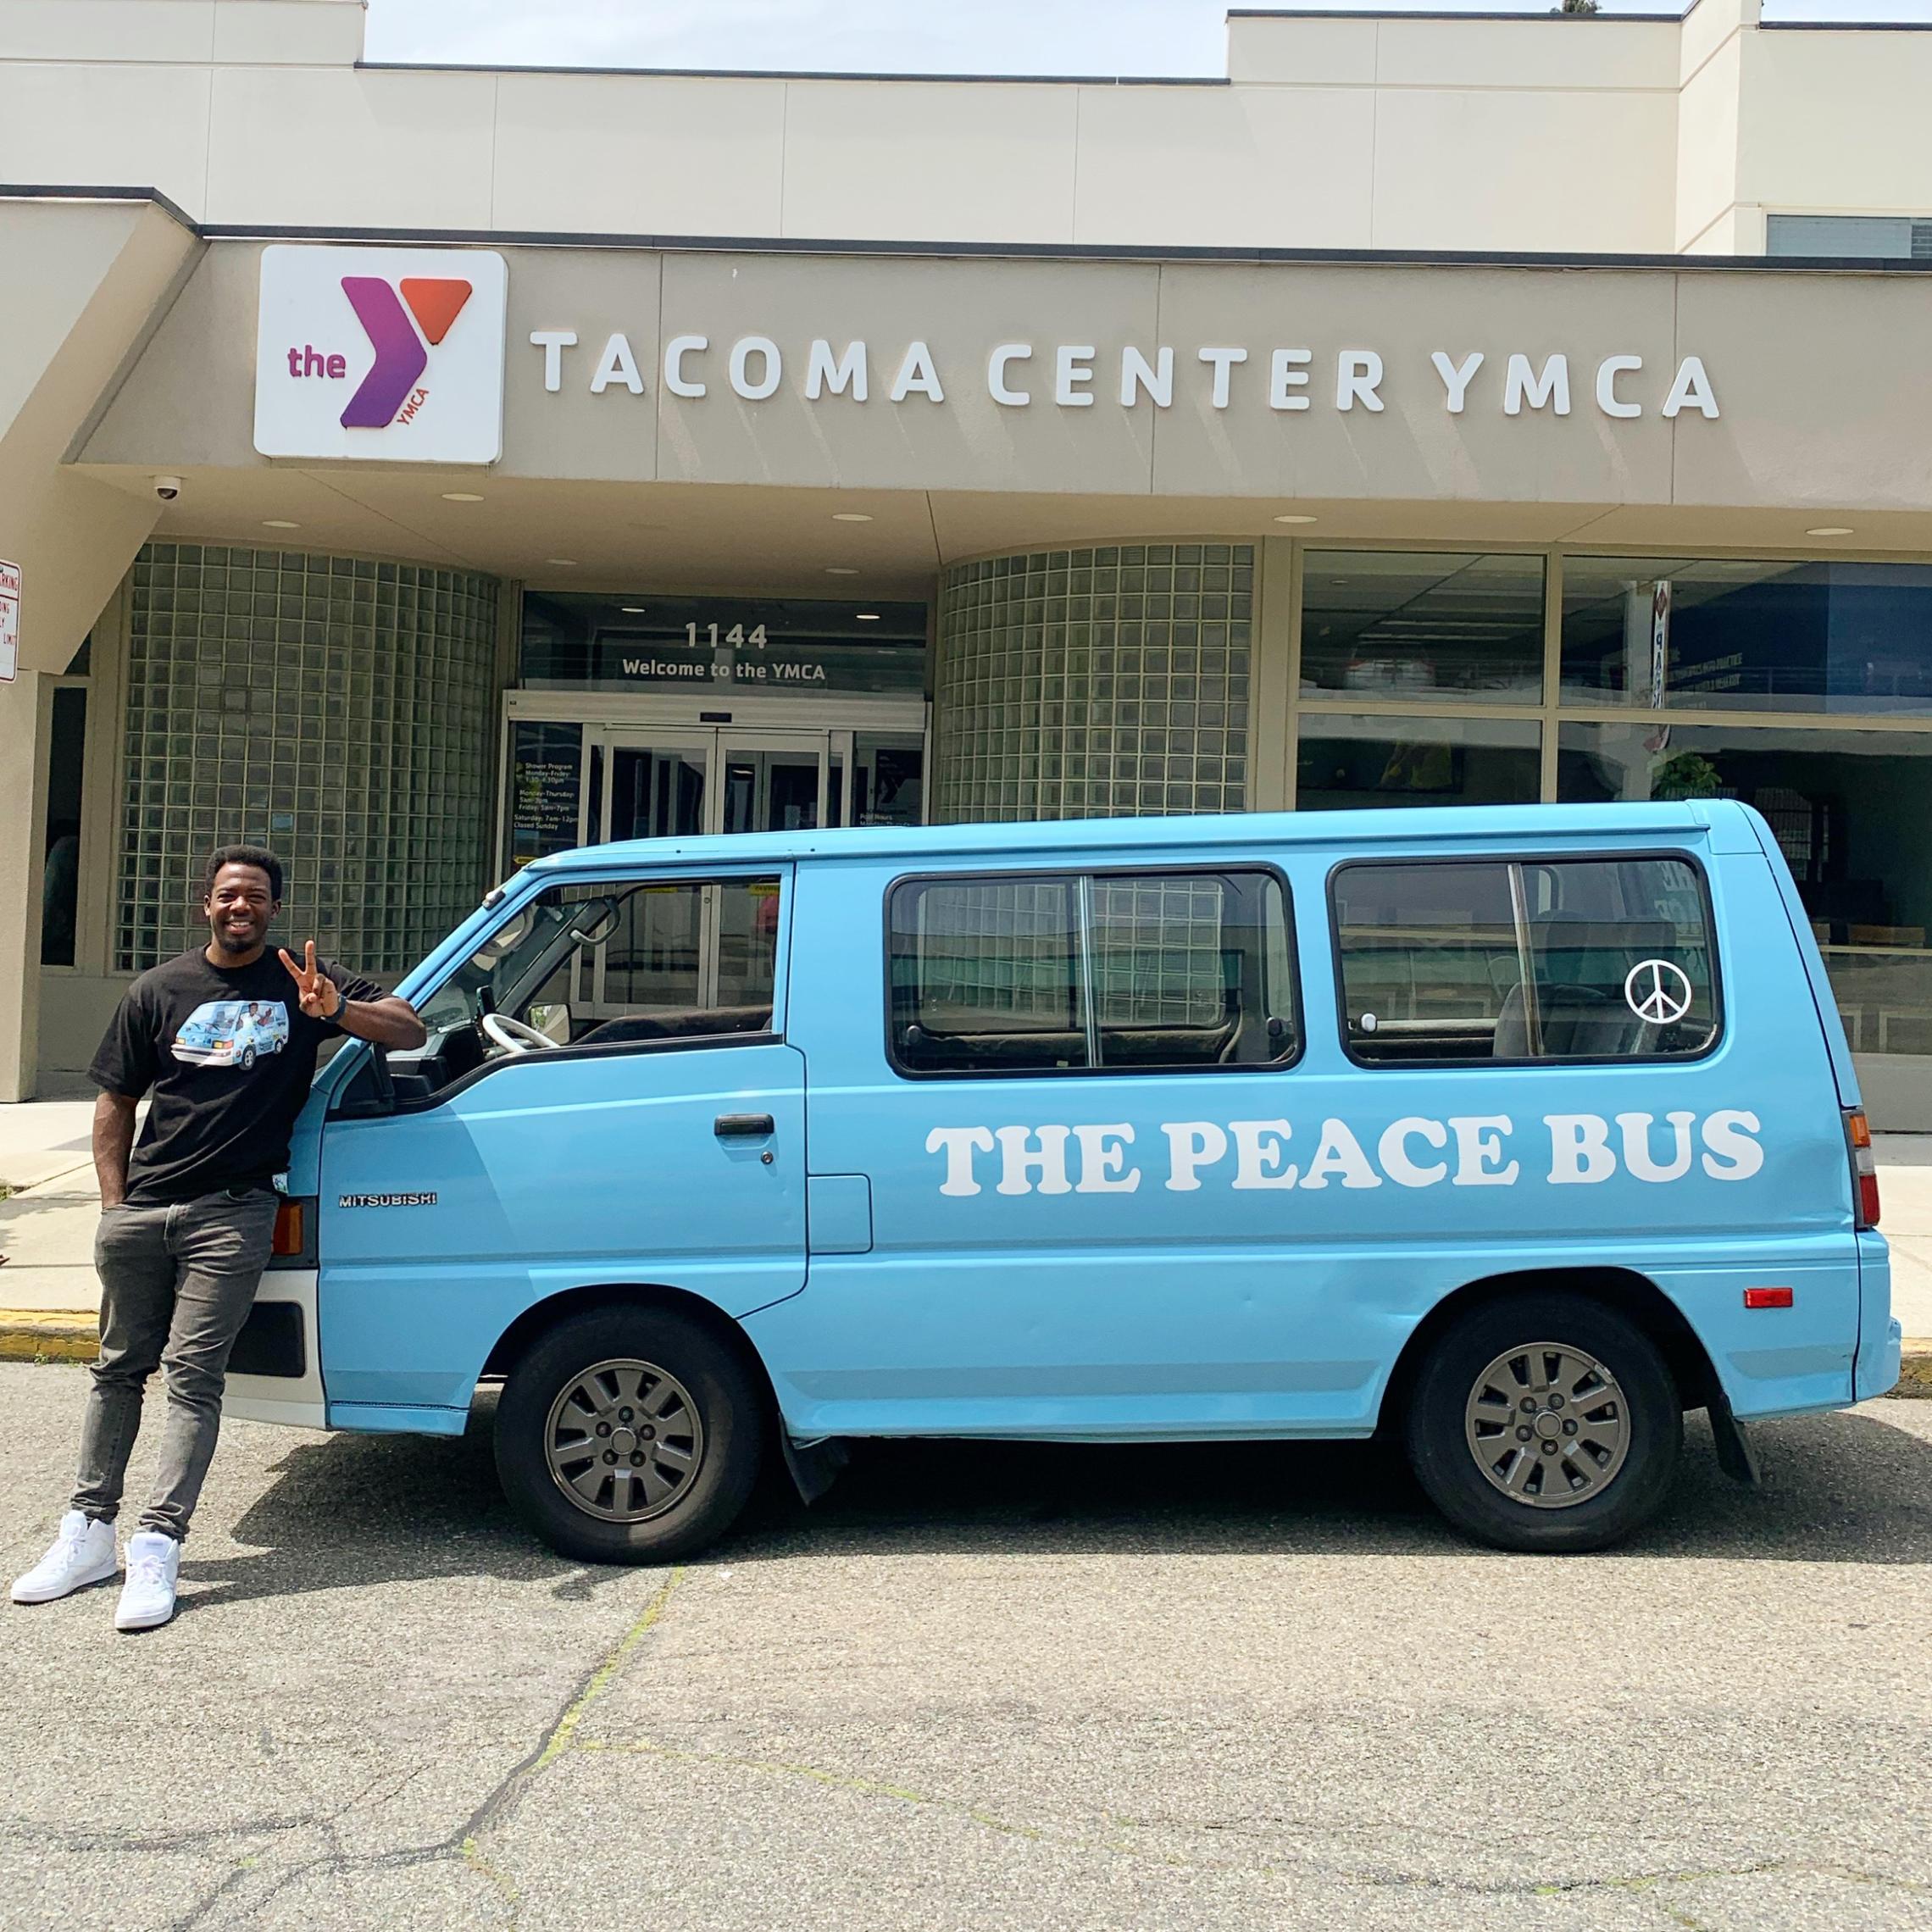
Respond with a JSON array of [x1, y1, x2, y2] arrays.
[[889, 870, 1297, 1077], [1522, 858, 1718, 1059], [1332, 863, 1523, 1063], [607, 742, 705, 842], [405, 875, 781, 1099], [1334, 857, 1718, 1065], [1559, 719, 1932, 1055], [891, 877, 1086, 1074], [856, 736, 924, 827], [1766, 214, 1932, 261], [1300, 552, 1545, 702], [1296, 714, 1541, 810], [40, 687, 86, 966], [1559, 557, 1932, 714], [1089, 874, 1296, 1069]]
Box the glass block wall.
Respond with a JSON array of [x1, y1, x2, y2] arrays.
[[933, 544, 1252, 822], [117, 544, 500, 974]]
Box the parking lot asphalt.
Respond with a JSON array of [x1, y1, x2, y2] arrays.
[[1, 1362, 1929, 1932]]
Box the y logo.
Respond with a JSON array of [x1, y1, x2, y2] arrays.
[[254, 246, 508, 464], [339, 277, 474, 428]]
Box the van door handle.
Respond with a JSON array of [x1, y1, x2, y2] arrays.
[[714, 1113, 775, 1138]]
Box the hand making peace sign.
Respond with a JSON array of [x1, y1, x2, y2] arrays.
[[278, 939, 342, 1020]]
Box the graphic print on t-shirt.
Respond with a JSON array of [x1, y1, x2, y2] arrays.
[[170, 999, 291, 1070]]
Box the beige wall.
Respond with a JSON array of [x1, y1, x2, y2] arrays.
[[0, 0, 1924, 257], [1737, 29, 1932, 225], [0, 197, 197, 1099]]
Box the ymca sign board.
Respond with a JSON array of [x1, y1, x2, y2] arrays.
[[253, 246, 509, 464]]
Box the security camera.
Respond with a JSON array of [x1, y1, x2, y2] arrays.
[[153, 475, 182, 502]]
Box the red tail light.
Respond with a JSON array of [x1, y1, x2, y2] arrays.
[[271, 1200, 305, 1257], [1845, 1108, 1880, 1230]]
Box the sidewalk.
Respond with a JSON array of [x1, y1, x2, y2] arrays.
[[3, 1100, 1929, 1372], [0, 1100, 105, 1319]]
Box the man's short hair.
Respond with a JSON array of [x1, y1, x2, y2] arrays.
[[202, 845, 284, 901]]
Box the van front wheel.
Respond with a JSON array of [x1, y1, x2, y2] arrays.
[[494, 1306, 765, 1563], [1405, 1293, 1680, 1553]]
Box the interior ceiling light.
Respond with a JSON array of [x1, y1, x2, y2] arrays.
[[1273, 514, 1318, 525], [262, 519, 300, 530], [620, 605, 647, 613], [824, 566, 859, 575], [441, 491, 484, 503], [546, 558, 578, 567], [856, 613, 882, 621], [1806, 525, 1853, 537], [831, 512, 874, 523]]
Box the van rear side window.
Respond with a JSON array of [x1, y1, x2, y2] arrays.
[[888, 869, 1298, 1076], [1332, 855, 1720, 1065]]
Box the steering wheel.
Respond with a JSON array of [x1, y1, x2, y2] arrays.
[[481, 1011, 559, 1055]]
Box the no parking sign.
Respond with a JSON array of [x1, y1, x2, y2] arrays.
[[0, 560, 17, 682]]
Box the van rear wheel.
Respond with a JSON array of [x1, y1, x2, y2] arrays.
[[1405, 1293, 1680, 1553], [494, 1306, 764, 1564]]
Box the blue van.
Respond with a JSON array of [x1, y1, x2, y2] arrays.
[[226, 801, 1898, 1557]]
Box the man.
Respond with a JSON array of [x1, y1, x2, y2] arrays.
[[10, 847, 425, 1630]]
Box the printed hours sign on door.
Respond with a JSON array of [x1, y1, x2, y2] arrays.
[[0, 560, 19, 683]]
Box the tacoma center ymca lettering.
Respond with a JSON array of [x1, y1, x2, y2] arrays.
[[529, 330, 1722, 421], [924, 1109, 1763, 1197]]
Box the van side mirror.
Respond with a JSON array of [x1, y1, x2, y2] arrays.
[[333, 1042, 396, 1119]]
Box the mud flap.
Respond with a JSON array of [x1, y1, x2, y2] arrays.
[[780, 1434, 850, 1505], [1707, 1399, 1763, 1487]]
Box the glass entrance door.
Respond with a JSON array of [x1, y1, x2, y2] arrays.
[[602, 736, 710, 843], [719, 733, 837, 835], [597, 727, 846, 843]]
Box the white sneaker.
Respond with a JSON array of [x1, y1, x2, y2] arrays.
[[12, 1510, 119, 1604], [114, 1530, 181, 1632]]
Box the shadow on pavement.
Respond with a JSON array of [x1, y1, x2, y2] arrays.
[[180, 1400, 636, 1612], [180, 1402, 1932, 1609], [730, 1408, 1932, 1566]]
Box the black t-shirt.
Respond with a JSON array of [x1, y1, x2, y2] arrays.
[[90, 947, 380, 1206]]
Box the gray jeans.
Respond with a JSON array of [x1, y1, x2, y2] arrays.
[[73, 1186, 279, 1541]]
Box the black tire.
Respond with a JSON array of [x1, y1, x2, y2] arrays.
[[494, 1304, 766, 1564], [1404, 1292, 1681, 1554], [240, 1045, 256, 1069]]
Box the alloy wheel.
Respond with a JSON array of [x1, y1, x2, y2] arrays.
[[1463, 1342, 1630, 1509], [543, 1357, 705, 1523]]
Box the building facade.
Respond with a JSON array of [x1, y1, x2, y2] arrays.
[[4, 0, 1932, 1126]]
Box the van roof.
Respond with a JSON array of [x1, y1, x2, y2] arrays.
[[526, 798, 1743, 877]]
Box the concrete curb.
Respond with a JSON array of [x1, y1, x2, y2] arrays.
[[0, 1308, 1929, 1393], [0, 1311, 100, 1363]]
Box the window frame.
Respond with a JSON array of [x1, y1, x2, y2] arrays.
[[1325, 847, 1725, 1073], [882, 861, 1305, 1083], [351, 863, 792, 1117]]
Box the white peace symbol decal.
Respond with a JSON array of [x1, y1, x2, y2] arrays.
[[1624, 958, 1695, 1025]]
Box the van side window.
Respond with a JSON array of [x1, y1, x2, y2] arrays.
[[399, 874, 781, 1101], [1332, 857, 1719, 1065], [888, 869, 1297, 1077]]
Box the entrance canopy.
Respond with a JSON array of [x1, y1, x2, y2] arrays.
[[64, 233, 1932, 591]]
